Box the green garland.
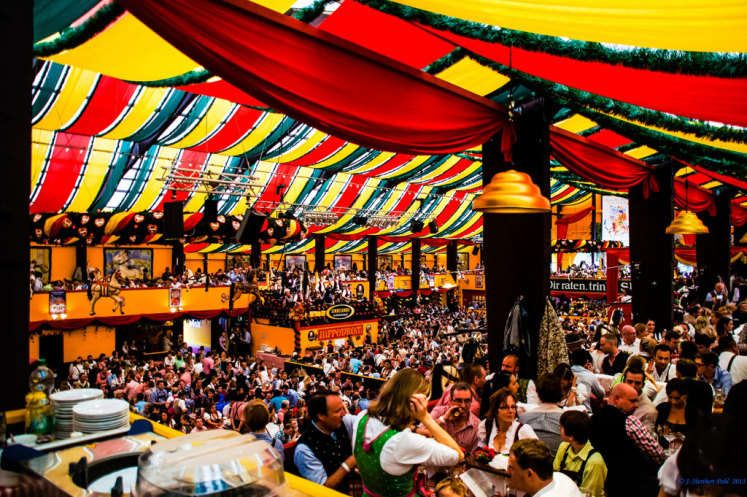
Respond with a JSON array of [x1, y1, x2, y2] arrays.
[[290, 0, 338, 22], [428, 49, 747, 144], [357, 0, 746, 79], [33, 2, 124, 57], [126, 69, 214, 87], [463, 52, 747, 147], [576, 108, 747, 179]]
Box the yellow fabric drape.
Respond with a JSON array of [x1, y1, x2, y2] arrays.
[[394, 0, 747, 52], [47, 0, 297, 81]]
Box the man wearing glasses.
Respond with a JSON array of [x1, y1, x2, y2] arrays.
[[431, 382, 480, 454]]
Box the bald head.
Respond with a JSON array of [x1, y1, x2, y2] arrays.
[[609, 383, 639, 414], [621, 325, 637, 345]]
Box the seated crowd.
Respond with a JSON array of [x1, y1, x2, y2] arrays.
[[55, 296, 746, 497]]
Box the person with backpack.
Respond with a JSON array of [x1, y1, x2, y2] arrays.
[[554, 410, 607, 497]]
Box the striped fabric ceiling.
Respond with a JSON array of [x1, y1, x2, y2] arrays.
[[29, 0, 747, 252]]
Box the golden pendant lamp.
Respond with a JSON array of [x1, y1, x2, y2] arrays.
[[473, 170, 551, 214], [665, 210, 709, 235], [739, 231, 747, 244]]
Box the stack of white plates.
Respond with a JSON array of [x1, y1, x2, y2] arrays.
[[72, 399, 130, 434], [50, 389, 104, 439]]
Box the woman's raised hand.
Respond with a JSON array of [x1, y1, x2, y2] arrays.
[[410, 393, 429, 422]]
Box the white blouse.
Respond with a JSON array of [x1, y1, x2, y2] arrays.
[[476, 418, 537, 452]]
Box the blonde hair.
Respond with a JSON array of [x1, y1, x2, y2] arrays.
[[367, 368, 429, 431], [434, 477, 469, 497]]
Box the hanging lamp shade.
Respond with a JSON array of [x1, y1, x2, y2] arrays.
[[739, 231, 747, 244], [473, 170, 551, 214], [665, 210, 710, 235]]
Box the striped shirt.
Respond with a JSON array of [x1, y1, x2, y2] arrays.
[[430, 405, 480, 454]]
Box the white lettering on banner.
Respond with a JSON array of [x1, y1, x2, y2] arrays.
[[549, 278, 633, 295]]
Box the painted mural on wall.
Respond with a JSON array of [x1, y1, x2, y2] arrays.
[[104, 248, 153, 280]]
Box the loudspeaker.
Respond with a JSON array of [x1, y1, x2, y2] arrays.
[[353, 216, 368, 226], [410, 220, 424, 233], [472, 244, 480, 255], [164, 201, 184, 239], [236, 210, 268, 244], [428, 220, 438, 234], [203, 199, 218, 220]]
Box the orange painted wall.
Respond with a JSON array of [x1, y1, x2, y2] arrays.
[[62, 325, 116, 363], [30, 286, 253, 322], [251, 322, 296, 356], [29, 335, 40, 362]]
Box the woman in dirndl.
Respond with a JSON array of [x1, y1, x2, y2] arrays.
[[353, 368, 464, 497]]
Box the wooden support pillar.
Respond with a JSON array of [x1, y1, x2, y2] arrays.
[[629, 163, 674, 329], [447, 240, 458, 280], [367, 235, 378, 299], [696, 190, 732, 303], [483, 98, 552, 378], [250, 240, 261, 269], [171, 241, 185, 275], [0, 0, 31, 410], [314, 234, 325, 273], [411, 238, 421, 306]]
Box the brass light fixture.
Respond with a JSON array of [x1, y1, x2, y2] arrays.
[[739, 231, 747, 244], [665, 210, 709, 235], [473, 170, 551, 214], [666, 174, 709, 235]]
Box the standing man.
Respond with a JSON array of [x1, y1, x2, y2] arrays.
[[430, 382, 481, 454], [618, 325, 640, 355], [600, 333, 629, 376], [294, 391, 356, 494], [591, 384, 664, 497], [622, 367, 658, 435], [647, 344, 676, 383]]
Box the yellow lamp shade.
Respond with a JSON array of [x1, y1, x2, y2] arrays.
[[739, 231, 747, 244], [473, 170, 551, 214], [665, 210, 710, 235]]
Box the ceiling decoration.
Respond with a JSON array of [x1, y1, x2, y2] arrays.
[[27, 0, 747, 254]]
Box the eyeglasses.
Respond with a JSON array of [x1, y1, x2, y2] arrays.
[[498, 405, 517, 410]]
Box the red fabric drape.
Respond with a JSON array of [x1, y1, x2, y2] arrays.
[[550, 127, 658, 194], [425, 27, 747, 127], [687, 163, 747, 192], [733, 201, 747, 227], [673, 180, 716, 215], [118, 0, 506, 154], [606, 251, 619, 303], [681, 234, 696, 246], [557, 207, 594, 229]]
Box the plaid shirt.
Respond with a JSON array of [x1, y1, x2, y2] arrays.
[[430, 405, 480, 454], [625, 414, 665, 464]]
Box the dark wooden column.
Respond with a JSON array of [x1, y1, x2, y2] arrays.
[[482, 98, 551, 378], [447, 240, 458, 280], [411, 238, 421, 306], [367, 235, 377, 299], [0, 0, 31, 410], [696, 189, 732, 303], [629, 163, 674, 329], [171, 241, 185, 275], [250, 240, 261, 269], [314, 234, 325, 272]]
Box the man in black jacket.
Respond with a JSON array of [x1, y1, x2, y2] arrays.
[[591, 384, 664, 497]]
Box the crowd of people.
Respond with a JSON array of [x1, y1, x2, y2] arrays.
[[50, 285, 747, 497]]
